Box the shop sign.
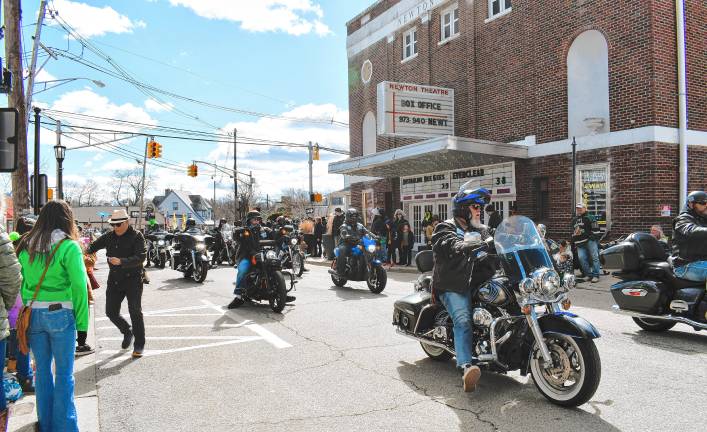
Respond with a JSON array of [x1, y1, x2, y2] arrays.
[[577, 164, 610, 229], [377, 81, 454, 138], [660, 205, 671, 217], [400, 162, 516, 200]]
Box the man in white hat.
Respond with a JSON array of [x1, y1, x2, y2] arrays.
[[86, 209, 147, 357], [571, 203, 602, 282]]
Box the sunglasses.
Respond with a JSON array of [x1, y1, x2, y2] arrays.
[[110, 222, 124, 227], [694, 201, 707, 206], [470, 204, 482, 210]]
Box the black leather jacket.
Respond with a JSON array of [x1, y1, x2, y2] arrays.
[[431, 219, 496, 294], [87, 226, 146, 288], [338, 222, 371, 246], [234, 225, 272, 261], [672, 207, 707, 267]]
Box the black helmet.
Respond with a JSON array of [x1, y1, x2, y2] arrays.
[[452, 181, 491, 224], [185, 218, 196, 228], [345, 208, 359, 224], [246, 210, 262, 225], [687, 191, 707, 205], [219, 218, 227, 224]]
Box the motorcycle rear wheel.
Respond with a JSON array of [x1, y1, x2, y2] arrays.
[[269, 271, 288, 313], [192, 262, 208, 283], [632, 317, 676, 332], [530, 334, 601, 407], [366, 266, 387, 294], [292, 253, 304, 277], [420, 342, 452, 361]]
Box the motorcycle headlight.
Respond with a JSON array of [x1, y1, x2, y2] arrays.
[[563, 274, 576, 290], [265, 250, 278, 260], [196, 243, 205, 250], [366, 244, 376, 253], [519, 277, 535, 295], [531, 268, 561, 298], [290, 238, 298, 245], [157, 240, 165, 246]]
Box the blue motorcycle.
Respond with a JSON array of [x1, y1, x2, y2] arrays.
[[330, 235, 387, 293]]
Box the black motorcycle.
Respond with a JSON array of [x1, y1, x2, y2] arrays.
[[601, 232, 707, 332], [146, 231, 170, 269], [230, 227, 294, 313], [393, 216, 601, 407], [210, 224, 237, 266], [275, 225, 305, 277], [171, 231, 210, 283]]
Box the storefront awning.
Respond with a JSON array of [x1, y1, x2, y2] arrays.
[[329, 135, 529, 178]]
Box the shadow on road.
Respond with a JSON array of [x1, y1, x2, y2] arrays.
[[624, 328, 707, 356], [396, 358, 621, 432], [328, 285, 388, 301], [155, 278, 210, 291]]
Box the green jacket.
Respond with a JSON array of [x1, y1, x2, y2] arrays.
[[18, 237, 89, 332], [0, 230, 22, 339]]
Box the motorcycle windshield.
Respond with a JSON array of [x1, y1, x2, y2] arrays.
[[494, 216, 554, 282], [221, 224, 233, 240]]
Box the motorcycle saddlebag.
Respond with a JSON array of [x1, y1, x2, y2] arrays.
[[601, 242, 640, 272], [610, 280, 671, 314], [393, 291, 431, 333]]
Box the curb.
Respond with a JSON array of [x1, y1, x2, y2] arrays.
[[305, 258, 419, 274], [8, 305, 100, 431]]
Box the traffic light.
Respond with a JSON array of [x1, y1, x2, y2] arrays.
[[314, 193, 323, 203], [154, 142, 162, 158], [187, 164, 198, 177], [47, 188, 54, 201], [147, 140, 162, 158], [312, 144, 320, 161]]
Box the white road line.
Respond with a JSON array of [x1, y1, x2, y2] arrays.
[[96, 322, 253, 331], [97, 337, 263, 362], [200, 299, 292, 349], [99, 336, 261, 341], [95, 304, 213, 322], [96, 313, 223, 321]]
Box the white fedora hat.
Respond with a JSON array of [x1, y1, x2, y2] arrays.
[[107, 209, 129, 224]]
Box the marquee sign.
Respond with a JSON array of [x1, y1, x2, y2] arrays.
[[400, 162, 516, 201], [377, 81, 455, 138]]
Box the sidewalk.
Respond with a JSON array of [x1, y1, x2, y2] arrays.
[[8, 305, 100, 432], [306, 257, 419, 273]]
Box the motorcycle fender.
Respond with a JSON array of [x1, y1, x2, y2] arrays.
[[537, 312, 601, 340], [370, 259, 383, 267]]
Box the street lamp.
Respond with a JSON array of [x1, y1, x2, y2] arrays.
[[33, 77, 106, 95], [54, 130, 66, 200]]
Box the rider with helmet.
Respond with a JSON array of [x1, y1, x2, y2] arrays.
[[183, 217, 202, 234], [229, 211, 272, 308], [431, 182, 497, 393], [335, 208, 374, 276], [672, 191, 707, 282]]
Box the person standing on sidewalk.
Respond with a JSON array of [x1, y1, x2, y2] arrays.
[[86, 209, 147, 358], [571, 203, 602, 282], [16, 201, 88, 432], [314, 217, 325, 257], [0, 225, 22, 431]]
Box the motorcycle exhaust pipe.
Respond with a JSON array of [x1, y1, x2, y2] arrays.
[[395, 329, 456, 356], [611, 305, 707, 330]]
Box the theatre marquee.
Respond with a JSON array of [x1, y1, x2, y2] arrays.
[[377, 81, 455, 138]]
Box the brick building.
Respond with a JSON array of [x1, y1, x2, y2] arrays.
[[329, 0, 706, 246]]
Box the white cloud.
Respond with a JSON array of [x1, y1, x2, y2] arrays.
[[49, 0, 147, 37], [144, 99, 174, 113], [168, 0, 332, 36]]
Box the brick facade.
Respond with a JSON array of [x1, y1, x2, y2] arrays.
[[345, 0, 706, 238]]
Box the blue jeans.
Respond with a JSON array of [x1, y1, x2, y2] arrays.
[[438, 291, 474, 368], [28, 308, 79, 432], [0, 338, 6, 412], [234, 258, 251, 295], [674, 261, 707, 282], [8, 329, 34, 381], [577, 239, 601, 278]]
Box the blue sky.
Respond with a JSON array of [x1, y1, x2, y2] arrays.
[[3, 0, 372, 201]]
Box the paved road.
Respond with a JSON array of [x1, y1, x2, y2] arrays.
[[90, 260, 707, 432]]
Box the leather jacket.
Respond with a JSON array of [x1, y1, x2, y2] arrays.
[[431, 219, 496, 294], [87, 226, 146, 288], [672, 207, 707, 267]]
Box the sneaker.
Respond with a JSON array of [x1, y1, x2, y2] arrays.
[[462, 364, 481, 392], [121, 329, 134, 350], [591, 276, 599, 283], [76, 344, 95, 357], [228, 295, 244, 309], [132, 348, 144, 358]]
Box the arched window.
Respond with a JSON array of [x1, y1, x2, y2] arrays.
[[362, 112, 377, 155], [567, 30, 610, 137]]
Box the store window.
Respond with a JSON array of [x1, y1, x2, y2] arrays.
[[567, 30, 610, 137], [402, 28, 418, 61], [576, 163, 610, 231], [441, 4, 459, 42], [488, 0, 511, 18], [331, 197, 343, 206], [362, 112, 377, 156]]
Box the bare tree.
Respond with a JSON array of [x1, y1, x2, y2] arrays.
[[111, 168, 154, 206], [280, 188, 310, 219]]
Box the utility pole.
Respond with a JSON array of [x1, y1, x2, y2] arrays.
[[212, 176, 216, 220], [571, 136, 577, 216], [25, 0, 47, 116], [32, 108, 40, 215], [3, 0, 30, 216], [138, 136, 149, 230], [233, 128, 238, 221], [308, 141, 313, 202], [56, 120, 63, 200]]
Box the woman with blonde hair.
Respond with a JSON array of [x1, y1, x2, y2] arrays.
[[16, 201, 88, 432]]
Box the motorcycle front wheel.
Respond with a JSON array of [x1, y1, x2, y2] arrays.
[[530, 334, 601, 407], [192, 261, 208, 283], [269, 271, 288, 313], [156, 254, 166, 269], [292, 253, 304, 277], [366, 266, 387, 294]]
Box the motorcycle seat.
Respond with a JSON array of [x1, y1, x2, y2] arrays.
[[643, 261, 702, 290]]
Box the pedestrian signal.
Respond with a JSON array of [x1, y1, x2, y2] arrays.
[[47, 188, 54, 200]]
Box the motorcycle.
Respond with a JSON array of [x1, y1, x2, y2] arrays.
[[276, 225, 305, 277], [601, 232, 707, 332], [146, 231, 170, 269], [329, 234, 387, 294], [230, 226, 295, 313], [392, 216, 601, 407], [210, 224, 237, 266], [171, 231, 211, 283]]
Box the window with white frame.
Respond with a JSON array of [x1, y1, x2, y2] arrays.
[[172, 201, 178, 211], [402, 28, 418, 61], [441, 5, 459, 42], [488, 0, 511, 18]]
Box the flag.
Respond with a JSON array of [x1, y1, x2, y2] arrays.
[[181, 213, 186, 230], [172, 213, 177, 229]]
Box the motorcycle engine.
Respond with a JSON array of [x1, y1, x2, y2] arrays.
[[431, 309, 451, 343]]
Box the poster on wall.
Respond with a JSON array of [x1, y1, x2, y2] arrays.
[[399, 162, 516, 200], [377, 81, 455, 138], [578, 166, 609, 230]]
